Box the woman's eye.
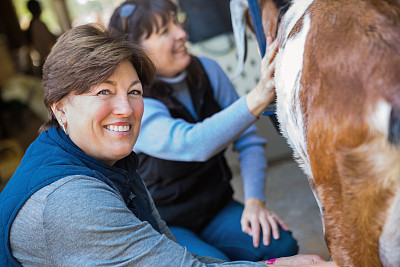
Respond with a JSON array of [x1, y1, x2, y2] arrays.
[[161, 28, 168, 35], [98, 90, 110, 95], [129, 90, 142, 96], [160, 24, 170, 35]]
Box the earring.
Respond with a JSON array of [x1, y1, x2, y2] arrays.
[[59, 119, 68, 135]]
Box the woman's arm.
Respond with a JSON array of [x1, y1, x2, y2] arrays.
[[134, 95, 257, 161]]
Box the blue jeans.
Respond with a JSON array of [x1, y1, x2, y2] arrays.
[[169, 200, 299, 261]]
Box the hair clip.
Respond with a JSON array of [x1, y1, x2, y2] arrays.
[[120, 3, 136, 33]]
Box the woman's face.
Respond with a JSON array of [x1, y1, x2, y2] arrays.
[[53, 61, 144, 165], [140, 15, 191, 78]]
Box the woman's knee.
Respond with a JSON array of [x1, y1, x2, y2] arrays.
[[263, 227, 299, 259], [169, 226, 230, 261]]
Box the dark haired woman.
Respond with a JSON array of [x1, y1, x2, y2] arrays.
[[109, 0, 298, 262]]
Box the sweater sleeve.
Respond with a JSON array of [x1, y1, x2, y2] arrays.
[[134, 95, 257, 162], [10, 176, 265, 267]]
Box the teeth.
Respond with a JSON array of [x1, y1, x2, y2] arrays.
[[105, 125, 130, 132], [176, 46, 185, 53]]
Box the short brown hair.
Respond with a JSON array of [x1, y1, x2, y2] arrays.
[[40, 23, 155, 132]]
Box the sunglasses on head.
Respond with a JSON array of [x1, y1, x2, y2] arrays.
[[120, 3, 136, 32]]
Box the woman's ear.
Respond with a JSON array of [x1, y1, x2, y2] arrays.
[[51, 99, 67, 122], [51, 99, 69, 134]]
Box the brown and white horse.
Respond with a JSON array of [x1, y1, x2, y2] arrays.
[[233, 0, 400, 266]]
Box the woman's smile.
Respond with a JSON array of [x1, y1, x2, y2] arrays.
[[174, 42, 187, 54], [104, 123, 132, 133]]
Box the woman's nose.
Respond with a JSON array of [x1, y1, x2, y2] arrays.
[[113, 95, 134, 116], [173, 24, 187, 40]]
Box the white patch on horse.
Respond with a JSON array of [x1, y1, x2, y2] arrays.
[[275, 9, 324, 221], [379, 189, 400, 267], [369, 100, 391, 140], [278, 0, 314, 44], [275, 14, 311, 179]]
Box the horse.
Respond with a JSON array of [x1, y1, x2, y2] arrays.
[[231, 0, 400, 266]]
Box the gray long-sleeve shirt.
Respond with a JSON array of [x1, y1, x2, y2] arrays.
[[10, 175, 266, 266]]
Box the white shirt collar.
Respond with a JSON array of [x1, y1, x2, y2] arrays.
[[158, 71, 187, 84]]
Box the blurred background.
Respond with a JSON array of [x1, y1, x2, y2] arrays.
[[0, 0, 329, 259]]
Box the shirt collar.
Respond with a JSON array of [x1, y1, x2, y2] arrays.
[[158, 70, 187, 84]]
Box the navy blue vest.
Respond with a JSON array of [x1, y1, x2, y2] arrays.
[[0, 127, 159, 266], [138, 61, 233, 232]]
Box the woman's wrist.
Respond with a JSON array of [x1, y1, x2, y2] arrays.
[[245, 84, 275, 117]]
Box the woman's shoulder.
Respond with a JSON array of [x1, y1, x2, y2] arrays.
[[197, 56, 230, 86], [197, 56, 221, 70], [27, 175, 125, 224], [38, 175, 120, 203]]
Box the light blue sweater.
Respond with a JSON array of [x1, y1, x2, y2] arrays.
[[134, 57, 268, 201]]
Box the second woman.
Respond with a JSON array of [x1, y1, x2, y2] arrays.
[[109, 0, 298, 261]]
